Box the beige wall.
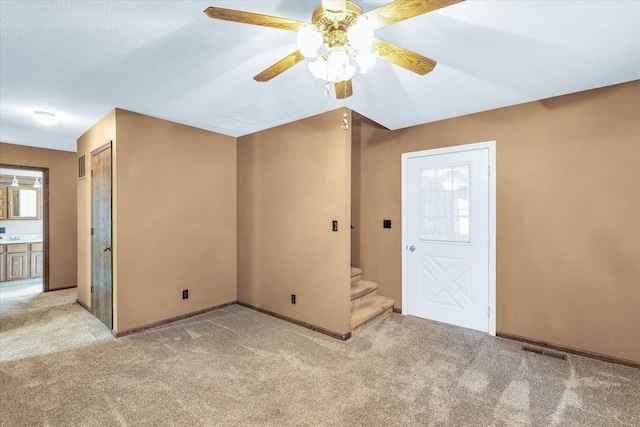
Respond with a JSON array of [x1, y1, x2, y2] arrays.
[[237, 108, 352, 336], [0, 142, 77, 290], [77, 109, 237, 333], [354, 80, 640, 362], [115, 110, 237, 332]]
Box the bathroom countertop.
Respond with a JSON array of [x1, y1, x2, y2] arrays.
[[0, 238, 43, 244]]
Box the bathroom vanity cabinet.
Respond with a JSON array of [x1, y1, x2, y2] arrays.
[[0, 242, 43, 281]]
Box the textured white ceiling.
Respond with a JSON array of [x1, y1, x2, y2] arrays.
[[1, 0, 639, 152]]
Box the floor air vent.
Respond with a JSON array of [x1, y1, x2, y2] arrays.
[[522, 345, 567, 360]]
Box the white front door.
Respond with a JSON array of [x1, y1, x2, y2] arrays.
[[402, 142, 495, 334]]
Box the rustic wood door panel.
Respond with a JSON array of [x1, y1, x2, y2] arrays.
[[91, 143, 113, 330]]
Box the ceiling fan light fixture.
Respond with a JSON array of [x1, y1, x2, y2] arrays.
[[297, 25, 323, 58], [32, 110, 57, 126], [203, 0, 453, 99]]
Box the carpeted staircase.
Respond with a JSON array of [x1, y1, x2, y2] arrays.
[[350, 267, 394, 334]]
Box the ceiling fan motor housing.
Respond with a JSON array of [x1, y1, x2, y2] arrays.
[[312, 1, 363, 49]]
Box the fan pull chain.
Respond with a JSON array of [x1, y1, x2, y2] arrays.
[[341, 113, 349, 131], [324, 81, 331, 98]]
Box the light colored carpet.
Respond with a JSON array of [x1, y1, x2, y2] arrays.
[[0, 284, 114, 363], [0, 286, 638, 426]]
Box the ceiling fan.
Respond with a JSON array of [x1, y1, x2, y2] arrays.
[[204, 0, 463, 99]]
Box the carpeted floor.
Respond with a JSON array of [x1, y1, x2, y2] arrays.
[[0, 286, 638, 426], [0, 283, 114, 362]]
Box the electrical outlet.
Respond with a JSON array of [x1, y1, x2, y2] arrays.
[[291, 294, 296, 304], [182, 289, 189, 299], [0, 227, 5, 233]]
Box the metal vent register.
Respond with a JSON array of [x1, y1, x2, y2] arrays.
[[522, 345, 567, 361]]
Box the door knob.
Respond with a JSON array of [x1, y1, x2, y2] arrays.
[[102, 246, 111, 252], [409, 245, 416, 252]]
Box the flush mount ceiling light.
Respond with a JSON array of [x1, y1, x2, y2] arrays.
[[204, 0, 463, 99], [32, 111, 57, 126]]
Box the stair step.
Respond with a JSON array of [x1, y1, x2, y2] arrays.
[[351, 267, 363, 284], [350, 295, 394, 335], [351, 280, 377, 307]]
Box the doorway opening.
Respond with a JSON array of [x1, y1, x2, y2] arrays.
[[0, 165, 48, 297]]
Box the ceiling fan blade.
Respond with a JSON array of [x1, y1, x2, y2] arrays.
[[372, 39, 436, 75], [204, 7, 308, 31], [335, 79, 353, 99], [364, 0, 464, 29], [254, 50, 306, 82]]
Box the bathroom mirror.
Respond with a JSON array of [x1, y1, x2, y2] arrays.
[[8, 186, 42, 219]]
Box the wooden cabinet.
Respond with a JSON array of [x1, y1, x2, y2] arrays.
[[0, 185, 6, 220], [6, 244, 28, 281], [0, 246, 4, 281], [30, 243, 43, 278], [1, 242, 42, 281]]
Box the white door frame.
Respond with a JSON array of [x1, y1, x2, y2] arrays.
[[401, 141, 496, 335]]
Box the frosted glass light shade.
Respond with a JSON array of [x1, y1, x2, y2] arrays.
[[347, 16, 374, 51], [297, 25, 323, 58], [355, 49, 378, 74], [33, 177, 41, 188], [308, 56, 328, 80], [326, 48, 355, 83]]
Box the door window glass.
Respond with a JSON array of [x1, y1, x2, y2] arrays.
[[420, 163, 471, 242]]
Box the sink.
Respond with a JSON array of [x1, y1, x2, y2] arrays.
[[0, 235, 43, 243]]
